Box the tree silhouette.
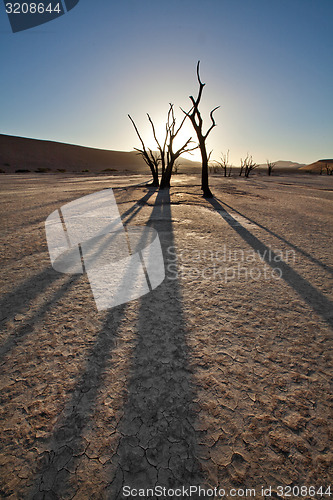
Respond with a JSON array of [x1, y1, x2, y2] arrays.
[[128, 114, 160, 186], [182, 61, 219, 197], [240, 154, 257, 178], [215, 150, 231, 177], [129, 104, 196, 189], [159, 104, 196, 189], [266, 160, 276, 176], [325, 162, 333, 175]]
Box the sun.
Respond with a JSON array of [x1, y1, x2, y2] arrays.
[[135, 106, 203, 164]]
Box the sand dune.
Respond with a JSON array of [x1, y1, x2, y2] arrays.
[[300, 159, 333, 174], [257, 160, 306, 170], [0, 134, 202, 175]]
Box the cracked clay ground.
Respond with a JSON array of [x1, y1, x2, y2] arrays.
[[0, 173, 332, 499]]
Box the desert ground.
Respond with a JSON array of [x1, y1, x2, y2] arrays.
[[0, 172, 332, 499]]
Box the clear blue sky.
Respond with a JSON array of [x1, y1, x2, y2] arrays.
[[1, 0, 332, 165]]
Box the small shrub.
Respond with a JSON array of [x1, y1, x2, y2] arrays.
[[102, 168, 117, 172], [0, 168, 5, 173], [35, 167, 51, 173], [15, 169, 31, 173], [57, 168, 66, 173]]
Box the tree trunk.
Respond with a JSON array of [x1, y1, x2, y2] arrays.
[[150, 166, 159, 186], [182, 62, 218, 198], [159, 175, 170, 189], [200, 141, 213, 197], [160, 160, 174, 189]]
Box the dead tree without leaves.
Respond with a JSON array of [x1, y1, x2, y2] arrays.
[[239, 154, 257, 178], [129, 104, 195, 188], [182, 61, 220, 198], [267, 160, 276, 176], [239, 158, 245, 177], [159, 104, 196, 189], [325, 163, 333, 175], [215, 150, 232, 177], [318, 162, 333, 175], [172, 159, 181, 175], [128, 114, 160, 187], [209, 164, 219, 174]]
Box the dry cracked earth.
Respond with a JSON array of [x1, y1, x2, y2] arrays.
[[0, 173, 332, 499]]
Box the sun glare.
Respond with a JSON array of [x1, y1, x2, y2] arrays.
[[142, 115, 201, 163]]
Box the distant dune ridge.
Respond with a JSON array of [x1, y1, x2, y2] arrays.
[[0, 134, 147, 174], [0, 134, 201, 174], [299, 159, 333, 173], [0, 134, 330, 174], [257, 160, 306, 169]]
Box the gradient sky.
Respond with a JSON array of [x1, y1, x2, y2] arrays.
[[1, 0, 332, 165]]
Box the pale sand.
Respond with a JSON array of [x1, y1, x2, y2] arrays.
[[0, 173, 332, 498]]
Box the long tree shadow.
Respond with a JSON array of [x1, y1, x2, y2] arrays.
[[0, 269, 63, 324], [106, 189, 205, 498], [0, 183, 160, 497], [27, 301, 129, 498], [208, 198, 333, 329], [119, 186, 157, 225], [28, 186, 206, 498], [0, 274, 81, 362], [0, 188, 157, 353], [216, 198, 333, 276]]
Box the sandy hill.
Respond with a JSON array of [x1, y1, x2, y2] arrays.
[[0, 134, 201, 174], [0, 134, 145, 173], [257, 160, 306, 170], [299, 159, 333, 174]]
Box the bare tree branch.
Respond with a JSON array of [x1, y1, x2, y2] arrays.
[[182, 61, 219, 197], [204, 106, 220, 140], [189, 60, 205, 111], [129, 114, 159, 186], [128, 114, 147, 152], [266, 159, 276, 176]]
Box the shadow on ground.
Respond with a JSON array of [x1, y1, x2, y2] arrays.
[[207, 197, 333, 329], [27, 188, 206, 499]]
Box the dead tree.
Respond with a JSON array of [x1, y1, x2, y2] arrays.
[[147, 113, 167, 182], [215, 150, 230, 177], [172, 159, 180, 174], [245, 155, 257, 177], [159, 104, 196, 189], [182, 61, 219, 197], [267, 159, 276, 176], [129, 104, 195, 188], [325, 163, 333, 175], [240, 154, 257, 178], [239, 158, 245, 177], [128, 114, 160, 186]]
